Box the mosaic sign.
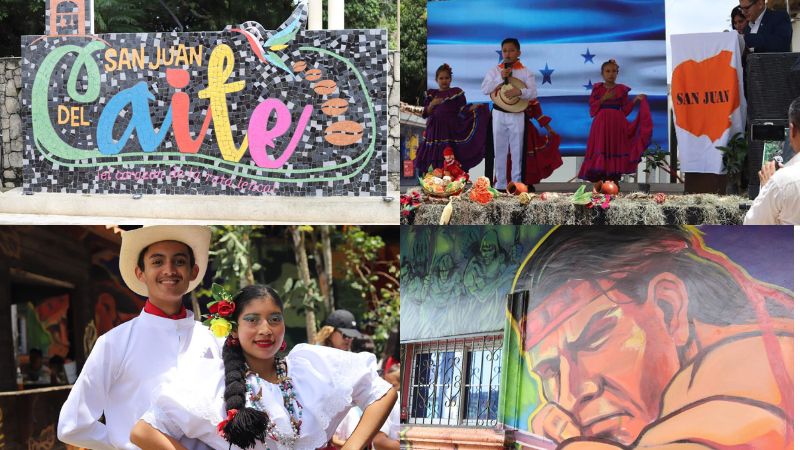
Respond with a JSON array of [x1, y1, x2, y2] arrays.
[[22, 2, 388, 196]]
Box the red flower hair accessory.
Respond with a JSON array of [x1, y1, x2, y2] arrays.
[[217, 409, 238, 437], [203, 283, 237, 338]]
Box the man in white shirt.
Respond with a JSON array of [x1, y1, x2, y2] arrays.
[[481, 38, 538, 191], [744, 96, 800, 224], [57, 226, 219, 450]]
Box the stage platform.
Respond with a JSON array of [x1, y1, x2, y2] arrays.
[[403, 190, 750, 225]]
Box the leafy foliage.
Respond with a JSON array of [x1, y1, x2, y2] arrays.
[[317, 0, 397, 49], [642, 143, 667, 174], [195, 226, 262, 299], [716, 132, 748, 176], [1, 0, 396, 56], [0, 0, 294, 56], [278, 277, 325, 314], [340, 226, 399, 348], [0, 0, 45, 56], [400, 0, 426, 105]]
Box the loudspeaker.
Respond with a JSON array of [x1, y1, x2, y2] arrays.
[[745, 53, 800, 199], [745, 52, 800, 120]]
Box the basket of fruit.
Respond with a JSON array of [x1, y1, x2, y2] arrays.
[[420, 168, 466, 197]]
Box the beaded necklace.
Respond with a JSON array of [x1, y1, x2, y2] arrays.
[[245, 357, 303, 447]]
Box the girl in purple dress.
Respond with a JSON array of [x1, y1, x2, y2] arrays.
[[415, 64, 490, 174], [578, 59, 653, 184]]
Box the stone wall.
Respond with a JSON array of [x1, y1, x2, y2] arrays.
[[0, 52, 401, 192], [388, 50, 400, 192], [0, 57, 22, 190]]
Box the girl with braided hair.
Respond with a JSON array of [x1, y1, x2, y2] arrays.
[[130, 284, 396, 450]]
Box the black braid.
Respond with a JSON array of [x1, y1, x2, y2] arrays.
[[218, 284, 285, 449], [221, 340, 268, 449]]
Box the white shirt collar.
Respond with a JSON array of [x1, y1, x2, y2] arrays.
[[750, 8, 767, 33], [139, 308, 197, 329]]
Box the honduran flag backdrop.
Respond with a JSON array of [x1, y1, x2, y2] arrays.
[[427, 0, 669, 156]]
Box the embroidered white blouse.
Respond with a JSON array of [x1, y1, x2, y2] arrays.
[[142, 344, 393, 450]]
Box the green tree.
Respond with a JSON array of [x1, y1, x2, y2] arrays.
[[400, 0, 426, 105], [0, 0, 45, 56], [339, 226, 399, 351], [201, 226, 262, 294], [94, 0, 147, 33], [321, 0, 398, 50], [135, 0, 295, 32]]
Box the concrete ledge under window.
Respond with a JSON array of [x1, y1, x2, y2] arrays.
[[0, 188, 400, 224], [401, 426, 507, 450]]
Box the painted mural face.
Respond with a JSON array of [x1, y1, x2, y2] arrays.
[[526, 279, 683, 445], [507, 226, 794, 450], [480, 232, 499, 262]]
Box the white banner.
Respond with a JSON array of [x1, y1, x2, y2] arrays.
[[670, 32, 746, 174]]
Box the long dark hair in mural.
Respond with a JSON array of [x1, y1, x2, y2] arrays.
[[502, 226, 793, 449]]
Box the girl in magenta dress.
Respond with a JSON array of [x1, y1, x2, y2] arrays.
[[578, 59, 653, 183], [415, 63, 490, 174]]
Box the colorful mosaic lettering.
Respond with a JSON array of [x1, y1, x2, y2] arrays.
[[22, 3, 388, 196]]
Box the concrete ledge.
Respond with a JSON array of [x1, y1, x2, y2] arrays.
[[0, 188, 400, 224], [402, 426, 508, 450]]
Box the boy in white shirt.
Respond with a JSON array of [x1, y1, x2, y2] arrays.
[[481, 37, 538, 190], [57, 226, 218, 450]]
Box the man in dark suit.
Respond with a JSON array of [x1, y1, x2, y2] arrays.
[[739, 0, 793, 53]]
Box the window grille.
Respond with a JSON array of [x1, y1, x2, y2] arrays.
[[404, 334, 503, 427]]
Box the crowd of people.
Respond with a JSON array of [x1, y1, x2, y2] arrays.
[[57, 226, 399, 450]]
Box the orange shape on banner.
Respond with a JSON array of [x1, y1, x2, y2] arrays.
[[671, 51, 740, 142]]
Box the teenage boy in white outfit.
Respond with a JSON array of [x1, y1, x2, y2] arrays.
[[481, 38, 538, 191], [57, 226, 218, 450]]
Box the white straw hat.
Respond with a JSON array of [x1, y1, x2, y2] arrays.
[[490, 76, 530, 113], [119, 226, 211, 297]]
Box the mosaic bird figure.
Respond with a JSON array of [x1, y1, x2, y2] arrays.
[[227, 3, 307, 75]]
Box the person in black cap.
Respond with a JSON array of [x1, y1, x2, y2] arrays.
[[315, 309, 363, 351]]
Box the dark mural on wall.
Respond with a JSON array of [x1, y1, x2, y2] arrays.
[[400, 226, 551, 341], [22, 2, 388, 196]]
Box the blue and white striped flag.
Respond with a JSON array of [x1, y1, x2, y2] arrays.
[[427, 0, 668, 156]]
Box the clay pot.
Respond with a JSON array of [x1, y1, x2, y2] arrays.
[[506, 182, 528, 195], [600, 180, 619, 196]]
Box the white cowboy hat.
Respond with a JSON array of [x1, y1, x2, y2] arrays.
[[490, 76, 529, 113], [119, 226, 211, 297]]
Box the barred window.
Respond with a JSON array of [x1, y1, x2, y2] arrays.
[[405, 334, 503, 427]]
